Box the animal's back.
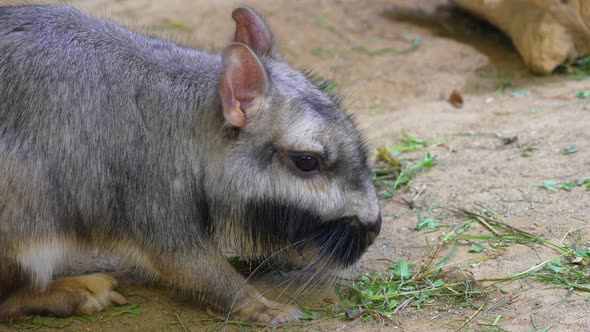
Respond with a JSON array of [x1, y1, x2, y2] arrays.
[[0, 4, 220, 170], [0, 5, 218, 247], [0, 5, 140, 154]]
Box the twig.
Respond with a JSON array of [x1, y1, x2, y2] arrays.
[[473, 215, 501, 237], [456, 207, 567, 252], [454, 297, 488, 332], [393, 195, 412, 207], [456, 207, 537, 238], [414, 243, 442, 281], [410, 185, 427, 208], [560, 225, 590, 246], [175, 313, 189, 332], [478, 249, 573, 282], [391, 298, 412, 315]]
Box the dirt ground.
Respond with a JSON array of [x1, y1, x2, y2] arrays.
[[2, 0, 590, 331]]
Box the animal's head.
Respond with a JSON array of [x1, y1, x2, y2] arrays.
[[212, 8, 381, 269]]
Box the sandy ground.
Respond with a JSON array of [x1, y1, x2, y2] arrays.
[[1, 0, 590, 331]]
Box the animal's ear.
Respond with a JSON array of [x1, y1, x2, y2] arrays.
[[218, 43, 268, 128], [232, 7, 274, 57]]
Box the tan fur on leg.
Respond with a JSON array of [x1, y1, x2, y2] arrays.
[[0, 273, 126, 321]]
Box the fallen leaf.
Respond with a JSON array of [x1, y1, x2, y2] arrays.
[[564, 146, 578, 154], [561, 182, 576, 191], [511, 89, 529, 98], [469, 242, 486, 253], [542, 180, 557, 192], [449, 90, 463, 108], [375, 147, 400, 167]]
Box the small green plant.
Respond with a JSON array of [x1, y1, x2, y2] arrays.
[[314, 12, 337, 33], [372, 132, 438, 199], [310, 47, 332, 59], [564, 146, 578, 154], [542, 180, 558, 192], [110, 303, 141, 316], [531, 245, 590, 293], [335, 205, 590, 329], [560, 182, 576, 191], [541, 178, 589, 192], [373, 151, 436, 198], [578, 177, 590, 190], [416, 213, 442, 231], [556, 56, 590, 80], [520, 144, 538, 157], [497, 72, 514, 93], [321, 79, 342, 93], [468, 241, 486, 253], [337, 258, 472, 320], [393, 132, 438, 155]]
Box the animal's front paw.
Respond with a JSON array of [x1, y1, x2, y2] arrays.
[[0, 273, 127, 320], [58, 273, 128, 315], [234, 299, 301, 324]]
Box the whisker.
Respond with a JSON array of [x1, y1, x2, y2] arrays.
[[225, 235, 317, 322], [227, 231, 327, 316], [255, 234, 333, 305], [284, 225, 349, 306], [247, 225, 343, 307]]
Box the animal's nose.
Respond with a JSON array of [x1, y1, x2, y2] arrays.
[[366, 213, 382, 246]]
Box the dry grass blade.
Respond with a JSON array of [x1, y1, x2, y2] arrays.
[[175, 313, 189, 332], [455, 207, 565, 251], [454, 296, 488, 332], [472, 215, 501, 237]]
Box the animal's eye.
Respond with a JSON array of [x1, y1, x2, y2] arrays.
[[289, 155, 319, 173]]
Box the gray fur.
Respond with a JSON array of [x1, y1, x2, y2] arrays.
[[0, 4, 380, 321]]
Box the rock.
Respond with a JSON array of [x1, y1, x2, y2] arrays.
[[453, 0, 590, 74]]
